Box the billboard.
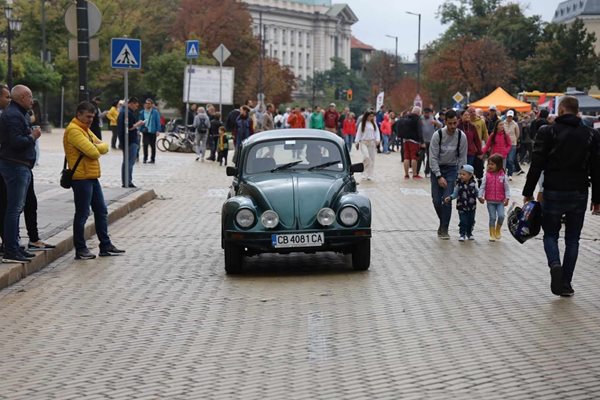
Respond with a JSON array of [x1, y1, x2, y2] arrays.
[[182, 66, 235, 105]]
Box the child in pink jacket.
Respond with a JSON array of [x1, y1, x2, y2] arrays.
[[478, 153, 510, 242], [482, 120, 512, 161]]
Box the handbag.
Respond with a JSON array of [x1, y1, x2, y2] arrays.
[[60, 154, 84, 189]]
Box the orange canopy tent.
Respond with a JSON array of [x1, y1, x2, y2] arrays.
[[469, 87, 532, 112]]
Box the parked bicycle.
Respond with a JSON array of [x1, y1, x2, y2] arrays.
[[157, 124, 196, 153]]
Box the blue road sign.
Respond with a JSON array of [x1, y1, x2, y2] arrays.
[[186, 40, 200, 59], [453, 102, 462, 110], [111, 38, 141, 69]]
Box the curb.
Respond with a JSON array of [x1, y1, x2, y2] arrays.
[[0, 189, 157, 290]]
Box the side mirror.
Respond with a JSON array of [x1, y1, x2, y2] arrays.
[[226, 166, 238, 176], [350, 163, 364, 174]]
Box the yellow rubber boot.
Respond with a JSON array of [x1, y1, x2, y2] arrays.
[[495, 223, 503, 240], [489, 227, 496, 242]]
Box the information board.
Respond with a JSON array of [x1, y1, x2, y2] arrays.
[[182, 66, 235, 105]]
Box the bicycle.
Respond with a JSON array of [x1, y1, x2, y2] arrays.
[[157, 125, 196, 153]]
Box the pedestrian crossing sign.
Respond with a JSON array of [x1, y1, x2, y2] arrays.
[[186, 40, 200, 59], [111, 38, 141, 69]]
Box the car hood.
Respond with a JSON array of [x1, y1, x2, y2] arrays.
[[241, 172, 346, 229]]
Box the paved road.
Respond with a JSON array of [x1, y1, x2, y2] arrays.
[[1, 130, 600, 399]]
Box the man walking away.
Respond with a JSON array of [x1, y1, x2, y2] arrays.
[[523, 96, 600, 297], [429, 110, 468, 239], [193, 107, 211, 162], [419, 107, 441, 177], [64, 101, 125, 259], [402, 106, 425, 179]]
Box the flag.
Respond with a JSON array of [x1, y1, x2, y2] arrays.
[[538, 93, 547, 106], [376, 92, 384, 111]]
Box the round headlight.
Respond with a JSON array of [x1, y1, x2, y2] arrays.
[[261, 210, 279, 229], [317, 207, 336, 226], [235, 208, 255, 228], [339, 206, 359, 226]]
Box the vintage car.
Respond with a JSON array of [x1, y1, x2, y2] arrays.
[[221, 129, 372, 274]]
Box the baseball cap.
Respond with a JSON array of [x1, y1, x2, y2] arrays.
[[507, 110, 515, 117], [329, 103, 336, 107], [489, 105, 497, 111], [461, 164, 474, 174]]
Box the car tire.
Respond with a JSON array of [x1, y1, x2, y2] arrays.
[[351, 239, 370, 271], [224, 243, 244, 274]]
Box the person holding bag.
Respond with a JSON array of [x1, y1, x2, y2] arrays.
[[355, 110, 381, 181], [63, 101, 125, 260]]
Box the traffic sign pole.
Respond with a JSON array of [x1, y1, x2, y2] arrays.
[[185, 61, 192, 126], [124, 70, 129, 188], [76, 0, 89, 102]]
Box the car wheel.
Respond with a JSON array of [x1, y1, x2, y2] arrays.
[[224, 243, 244, 274], [351, 239, 370, 271]]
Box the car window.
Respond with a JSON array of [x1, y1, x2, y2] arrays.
[[245, 139, 344, 174]]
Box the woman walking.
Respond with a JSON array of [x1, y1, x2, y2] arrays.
[[355, 111, 381, 181]]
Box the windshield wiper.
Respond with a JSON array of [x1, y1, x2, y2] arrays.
[[308, 160, 341, 171], [270, 160, 303, 172]]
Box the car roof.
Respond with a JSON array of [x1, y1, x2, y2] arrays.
[[244, 129, 345, 147]]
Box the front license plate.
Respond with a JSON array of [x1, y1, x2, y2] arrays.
[[272, 232, 324, 248]]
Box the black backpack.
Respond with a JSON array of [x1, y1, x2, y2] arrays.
[[197, 117, 209, 133]]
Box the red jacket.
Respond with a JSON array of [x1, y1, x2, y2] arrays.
[[287, 112, 306, 129], [458, 120, 482, 156], [380, 115, 392, 136], [324, 110, 339, 129], [342, 118, 356, 136]]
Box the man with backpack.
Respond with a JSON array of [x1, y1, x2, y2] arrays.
[[523, 96, 600, 297], [429, 109, 468, 239], [193, 107, 211, 162]]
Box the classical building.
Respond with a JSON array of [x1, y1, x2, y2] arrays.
[[553, 0, 600, 52], [242, 0, 358, 81]]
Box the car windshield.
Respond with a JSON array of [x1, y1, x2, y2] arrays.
[[244, 139, 344, 174]]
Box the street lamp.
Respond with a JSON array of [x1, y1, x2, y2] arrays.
[[4, 1, 22, 89], [406, 11, 421, 97], [385, 34, 399, 80]]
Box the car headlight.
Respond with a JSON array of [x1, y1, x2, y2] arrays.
[[339, 206, 359, 226], [317, 207, 336, 226], [261, 210, 279, 229], [235, 208, 255, 228]]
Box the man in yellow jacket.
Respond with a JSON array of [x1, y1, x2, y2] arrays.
[[64, 101, 125, 260]]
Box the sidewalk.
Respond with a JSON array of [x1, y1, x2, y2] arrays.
[[0, 128, 158, 289]]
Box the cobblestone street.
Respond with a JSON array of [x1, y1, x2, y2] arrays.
[[1, 130, 600, 399]]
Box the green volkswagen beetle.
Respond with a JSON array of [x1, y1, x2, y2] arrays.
[[221, 129, 371, 274]]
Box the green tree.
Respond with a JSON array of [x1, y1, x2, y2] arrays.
[[522, 19, 599, 91]]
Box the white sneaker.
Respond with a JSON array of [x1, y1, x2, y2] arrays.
[[458, 235, 466, 242]]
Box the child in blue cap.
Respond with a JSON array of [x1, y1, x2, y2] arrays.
[[444, 164, 478, 241]]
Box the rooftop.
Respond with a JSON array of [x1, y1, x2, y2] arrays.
[[553, 0, 600, 22]]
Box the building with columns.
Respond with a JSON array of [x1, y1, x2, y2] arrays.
[[242, 0, 358, 81]]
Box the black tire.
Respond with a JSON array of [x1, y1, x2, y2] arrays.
[[224, 243, 244, 274], [157, 138, 169, 152], [351, 239, 371, 271]]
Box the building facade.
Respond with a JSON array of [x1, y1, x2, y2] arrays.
[[242, 0, 358, 81], [553, 0, 600, 53]]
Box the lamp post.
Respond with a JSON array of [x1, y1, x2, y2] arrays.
[[406, 11, 421, 97], [4, 1, 22, 89], [385, 34, 399, 80]]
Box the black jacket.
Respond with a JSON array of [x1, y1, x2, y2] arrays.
[[397, 114, 423, 143], [523, 114, 600, 203], [529, 117, 548, 140], [117, 106, 140, 145], [0, 102, 37, 168]]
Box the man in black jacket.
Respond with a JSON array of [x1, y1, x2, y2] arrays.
[[523, 96, 600, 297], [0, 85, 41, 263], [402, 106, 425, 179]]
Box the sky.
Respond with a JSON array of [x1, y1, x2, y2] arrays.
[[344, 0, 557, 60]]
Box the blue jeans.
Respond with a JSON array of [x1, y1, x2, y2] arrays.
[[121, 142, 139, 186], [486, 202, 505, 227], [458, 210, 475, 236], [343, 134, 354, 152], [72, 179, 112, 252], [0, 161, 31, 256], [507, 145, 517, 176], [382, 135, 390, 153], [431, 165, 458, 231], [542, 190, 588, 284], [467, 155, 475, 167]]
